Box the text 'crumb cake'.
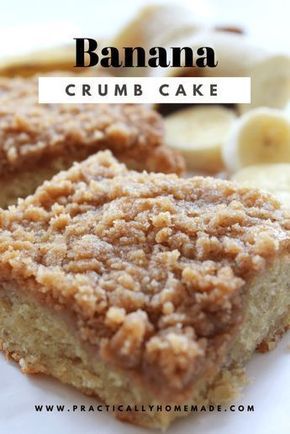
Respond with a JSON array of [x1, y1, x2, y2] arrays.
[[0, 151, 289, 428]]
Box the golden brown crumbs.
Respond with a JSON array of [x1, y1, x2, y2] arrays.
[[0, 75, 184, 175], [0, 151, 289, 394]]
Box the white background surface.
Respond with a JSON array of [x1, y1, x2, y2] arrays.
[[1, 334, 289, 434], [0, 1, 289, 433], [0, 0, 290, 57]]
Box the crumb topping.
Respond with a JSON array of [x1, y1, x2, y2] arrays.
[[0, 75, 184, 174], [0, 151, 289, 392]]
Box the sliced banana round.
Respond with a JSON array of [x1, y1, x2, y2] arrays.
[[164, 106, 236, 173], [222, 108, 290, 173], [232, 164, 290, 208]]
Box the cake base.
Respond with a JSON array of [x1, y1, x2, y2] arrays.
[[0, 258, 289, 429], [0, 145, 185, 208]]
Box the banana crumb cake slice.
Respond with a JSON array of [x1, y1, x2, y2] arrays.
[[0, 75, 184, 208], [0, 151, 289, 429]]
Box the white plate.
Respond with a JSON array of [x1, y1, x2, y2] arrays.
[[1, 332, 289, 434]]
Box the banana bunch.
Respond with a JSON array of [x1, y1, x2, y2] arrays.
[[110, 4, 204, 77], [112, 4, 289, 113], [112, 4, 204, 49], [158, 30, 290, 114]]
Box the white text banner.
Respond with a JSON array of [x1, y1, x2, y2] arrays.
[[39, 76, 251, 104]]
